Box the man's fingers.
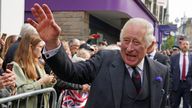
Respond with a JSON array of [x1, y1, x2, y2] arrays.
[[27, 18, 38, 30], [42, 4, 54, 20], [42, 4, 61, 34], [31, 7, 42, 23], [33, 3, 47, 21]]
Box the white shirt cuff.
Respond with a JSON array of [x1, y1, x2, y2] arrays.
[[42, 44, 61, 59]]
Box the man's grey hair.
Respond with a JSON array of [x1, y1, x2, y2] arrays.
[[120, 18, 154, 47], [19, 23, 38, 37], [68, 38, 80, 47]]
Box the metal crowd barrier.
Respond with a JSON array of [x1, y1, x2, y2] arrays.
[[57, 90, 65, 108], [0, 87, 57, 108]]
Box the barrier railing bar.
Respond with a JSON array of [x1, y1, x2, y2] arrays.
[[0, 87, 57, 108]]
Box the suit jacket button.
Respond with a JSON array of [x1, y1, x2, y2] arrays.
[[46, 54, 50, 58]]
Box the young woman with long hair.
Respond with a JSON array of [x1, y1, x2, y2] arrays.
[[11, 34, 55, 108]]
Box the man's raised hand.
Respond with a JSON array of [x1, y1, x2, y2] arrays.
[[27, 3, 61, 50]]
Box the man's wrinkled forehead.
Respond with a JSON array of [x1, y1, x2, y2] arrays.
[[123, 24, 147, 36]]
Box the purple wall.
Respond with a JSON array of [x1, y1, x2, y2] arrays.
[[25, 0, 157, 24], [25, 0, 159, 37]]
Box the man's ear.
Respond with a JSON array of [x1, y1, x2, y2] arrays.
[[147, 41, 155, 53]]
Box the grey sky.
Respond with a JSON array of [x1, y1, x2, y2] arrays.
[[169, 0, 192, 24]]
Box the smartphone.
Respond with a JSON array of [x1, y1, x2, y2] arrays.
[[1, 33, 7, 41], [6, 63, 13, 71], [0, 69, 4, 76]]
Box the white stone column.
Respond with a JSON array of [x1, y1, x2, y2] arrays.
[[0, 0, 24, 36]]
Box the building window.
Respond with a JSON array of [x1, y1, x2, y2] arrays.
[[145, 0, 152, 11], [153, 0, 157, 16], [159, 6, 163, 23]]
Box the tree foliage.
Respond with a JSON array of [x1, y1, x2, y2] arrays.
[[161, 36, 175, 50]]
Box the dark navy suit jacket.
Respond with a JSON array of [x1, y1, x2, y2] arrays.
[[170, 53, 192, 91]]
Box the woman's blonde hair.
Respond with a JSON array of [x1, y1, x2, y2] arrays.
[[14, 34, 42, 80]]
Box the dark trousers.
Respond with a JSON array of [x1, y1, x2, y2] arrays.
[[190, 91, 192, 107], [171, 81, 191, 108]]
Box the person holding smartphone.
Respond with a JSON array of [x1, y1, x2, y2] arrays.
[[11, 34, 55, 108], [0, 65, 16, 108], [0, 67, 16, 97]]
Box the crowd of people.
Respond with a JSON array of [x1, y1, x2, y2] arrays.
[[0, 3, 192, 108]]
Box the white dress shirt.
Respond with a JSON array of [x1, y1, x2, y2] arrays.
[[179, 51, 189, 80], [42, 44, 61, 59], [148, 50, 156, 60], [125, 58, 144, 84]]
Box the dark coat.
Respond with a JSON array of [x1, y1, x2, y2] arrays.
[[154, 52, 170, 67], [170, 53, 192, 91], [45, 46, 169, 108]]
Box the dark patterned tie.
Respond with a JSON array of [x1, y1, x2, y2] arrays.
[[147, 54, 151, 57], [132, 68, 141, 93]]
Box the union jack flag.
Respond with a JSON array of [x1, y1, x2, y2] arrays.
[[61, 90, 88, 108]]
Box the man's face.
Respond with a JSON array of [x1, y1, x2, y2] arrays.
[[120, 24, 148, 67], [180, 41, 189, 53], [70, 45, 80, 55]]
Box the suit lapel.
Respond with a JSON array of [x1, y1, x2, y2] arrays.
[[175, 54, 180, 77], [187, 54, 191, 76], [188, 55, 191, 66], [176, 54, 180, 69], [109, 53, 125, 108], [147, 57, 164, 108]]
